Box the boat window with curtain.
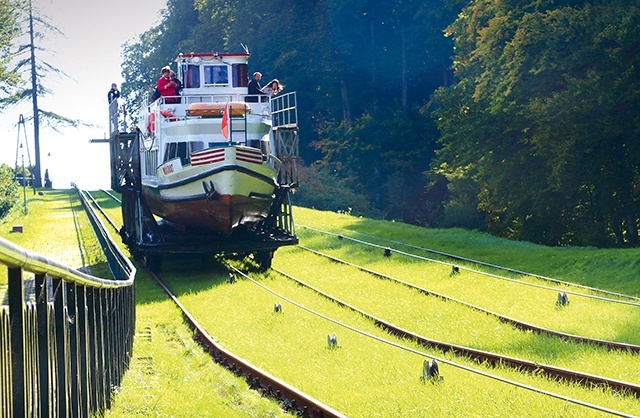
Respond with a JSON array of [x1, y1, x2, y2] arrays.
[[232, 63, 248, 88], [180, 62, 201, 89]]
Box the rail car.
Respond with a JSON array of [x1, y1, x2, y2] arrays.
[[107, 51, 299, 272]]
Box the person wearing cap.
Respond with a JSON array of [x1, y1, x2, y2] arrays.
[[157, 66, 180, 103]]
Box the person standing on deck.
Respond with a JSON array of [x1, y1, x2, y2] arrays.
[[247, 71, 263, 102], [108, 83, 120, 132], [107, 83, 120, 103], [170, 70, 182, 94], [157, 66, 180, 103], [261, 79, 282, 97]]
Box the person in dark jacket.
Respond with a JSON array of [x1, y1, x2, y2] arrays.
[[247, 71, 263, 102], [107, 83, 120, 103]]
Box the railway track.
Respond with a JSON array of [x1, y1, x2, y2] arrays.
[[82, 190, 345, 418], [299, 224, 640, 305], [84, 190, 640, 416], [271, 265, 640, 399], [294, 244, 640, 354]]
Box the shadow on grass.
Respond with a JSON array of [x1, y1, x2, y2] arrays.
[[134, 253, 236, 306]]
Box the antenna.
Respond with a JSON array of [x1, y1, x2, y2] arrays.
[[241, 43, 250, 54]]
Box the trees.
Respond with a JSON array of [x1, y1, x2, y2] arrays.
[[0, 0, 20, 106], [435, 0, 640, 246], [0, 164, 19, 220], [119, 0, 640, 247], [6, 0, 82, 187]]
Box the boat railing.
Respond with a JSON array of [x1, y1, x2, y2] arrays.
[[148, 94, 272, 117], [271, 92, 298, 128], [108, 99, 129, 134]]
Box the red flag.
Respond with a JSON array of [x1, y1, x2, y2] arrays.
[[221, 102, 230, 139]]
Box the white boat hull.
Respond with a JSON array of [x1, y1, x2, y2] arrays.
[[142, 145, 278, 236]]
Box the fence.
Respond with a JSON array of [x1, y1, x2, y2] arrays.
[[0, 195, 135, 417]]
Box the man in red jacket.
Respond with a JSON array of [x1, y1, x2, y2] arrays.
[[157, 66, 180, 103]]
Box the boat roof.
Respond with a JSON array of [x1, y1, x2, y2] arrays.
[[175, 52, 250, 62]]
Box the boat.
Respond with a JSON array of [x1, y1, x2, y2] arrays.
[[135, 52, 292, 237]]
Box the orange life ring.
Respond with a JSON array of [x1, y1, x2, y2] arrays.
[[159, 109, 177, 120], [146, 112, 156, 136]]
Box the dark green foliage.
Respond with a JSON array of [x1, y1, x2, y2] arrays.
[[315, 106, 443, 224], [435, 0, 640, 247], [0, 0, 20, 107], [0, 164, 19, 219], [292, 164, 376, 217], [120, 0, 458, 225]]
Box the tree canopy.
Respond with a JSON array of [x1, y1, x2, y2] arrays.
[[0, 0, 20, 106], [121, 0, 459, 223], [435, 0, 640, 247]]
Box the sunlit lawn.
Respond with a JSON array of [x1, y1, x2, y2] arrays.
[[162, 257, 640, 417]]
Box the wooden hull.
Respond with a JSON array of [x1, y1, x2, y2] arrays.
[[141, 147, 278, 236], [142, 186, 274, 237]]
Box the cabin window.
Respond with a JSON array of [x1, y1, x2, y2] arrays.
[[165, 143, 177, 163], [189, 141, 204, 154], [184, 64, 200, 88], [177, 142, 189, 165], [232, 63, 248, 87], [203, 65, 229, 86]]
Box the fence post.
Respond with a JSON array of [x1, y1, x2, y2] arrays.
[[76, 285, 90, 417], [8, 267, 25, 417], [67, 283, 79, 418], [35, 273, 50, 416], [53, 278, 69, 417], [96, 289, 111, 409]]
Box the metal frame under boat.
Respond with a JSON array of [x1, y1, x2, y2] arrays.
[[109, 120, 298, 272]]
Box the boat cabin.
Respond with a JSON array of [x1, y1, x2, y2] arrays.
[[138, 52, 281, 183], [176, 52, 252, 97]]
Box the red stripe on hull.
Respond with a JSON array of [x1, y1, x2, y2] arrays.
[[191, 149, 225, 164], [236, 156, 263, 164], [191, 156, 225, 166]]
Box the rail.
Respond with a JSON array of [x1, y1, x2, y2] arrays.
[[0, 188, 136, 417], [271, 91, 298, 128]]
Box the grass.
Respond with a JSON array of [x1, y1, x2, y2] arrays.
[[0, 189, 109, 283], [0, 189, 292, 417], [6, 192, 638, 416], [103, 268, 293, 418], [67, 195, 640, 417], [272, 245, 640, 385], [293, 207, 640, 296], [293, 230, 640, 346], [160, 256, 640, 417]]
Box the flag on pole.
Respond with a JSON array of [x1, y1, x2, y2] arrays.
[[221, 102, 230, 140]]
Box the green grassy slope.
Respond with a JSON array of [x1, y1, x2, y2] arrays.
[[292, 207, 640, 296]]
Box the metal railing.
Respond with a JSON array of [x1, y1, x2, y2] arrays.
[[271, 92, 297, 128], [0, 192, 136, 417]]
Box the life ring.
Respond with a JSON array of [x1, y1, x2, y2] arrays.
[[146, 112, 156, 136], [159, 109, 177, 120]]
